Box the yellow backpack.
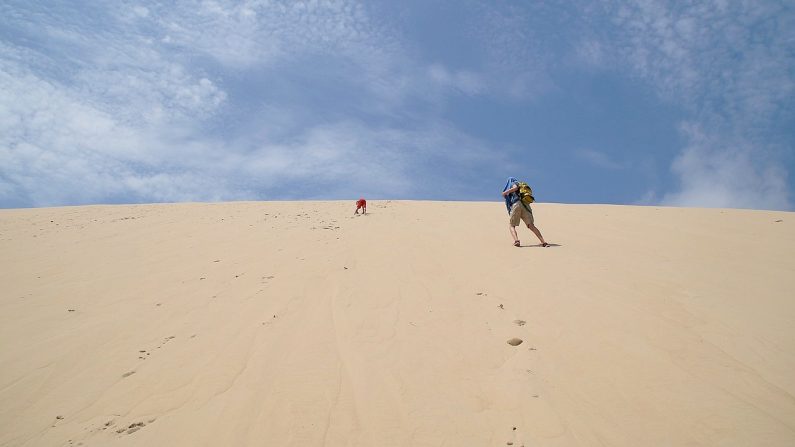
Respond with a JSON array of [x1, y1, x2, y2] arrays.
[[517, 181, 535, 204]]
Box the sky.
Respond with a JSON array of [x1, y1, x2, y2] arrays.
[[1, 0, 793, 210]]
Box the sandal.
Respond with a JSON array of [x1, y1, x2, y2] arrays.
[[513, 240, 521, 247], [541, 242, 550, 247]]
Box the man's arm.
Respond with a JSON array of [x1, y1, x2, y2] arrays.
[[502, 185, 519, 197]]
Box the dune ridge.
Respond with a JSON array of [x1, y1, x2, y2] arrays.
[[1, 200, 794, 446]]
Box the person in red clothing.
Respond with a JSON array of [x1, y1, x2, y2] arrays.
[[354, 198, 367, 215]]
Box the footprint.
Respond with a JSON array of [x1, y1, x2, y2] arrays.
[[122, 371, 135, 378], [507, 338, 523, 346], [117, 421, 146, 434], [513, 320, 526, 326]]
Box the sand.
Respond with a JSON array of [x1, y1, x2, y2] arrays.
[[1, 200, 794, 446]]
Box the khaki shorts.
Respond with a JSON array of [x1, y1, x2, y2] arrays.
[[509, 202, 534, 227]]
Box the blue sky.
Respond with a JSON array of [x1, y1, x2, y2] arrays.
[[1, 0, 793, 210]]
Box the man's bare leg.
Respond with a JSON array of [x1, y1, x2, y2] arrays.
[[509, 224, 519, 244], [527, 224, 546, 245]]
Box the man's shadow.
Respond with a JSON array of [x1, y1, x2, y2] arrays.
[[520, 243, 562, 248]]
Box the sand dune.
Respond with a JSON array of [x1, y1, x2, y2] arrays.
[[1, 201, 794, 446]]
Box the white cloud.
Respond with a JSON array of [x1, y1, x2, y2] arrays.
[[4, 0, 482, 206], [600, 0, 794, 209], [0, 67, 229, 205], [2, 1, 791, 209], [237, 120, 506, 199], [0, 56, 502, 205], [633, 190, 658, 206], [575, 149, 623, 170], [398, 3, 560, 103], [575, 40, 606, 68], [145, 0, 381, 69], [661, 122, 790, 210], [427, 64, 484, 96]]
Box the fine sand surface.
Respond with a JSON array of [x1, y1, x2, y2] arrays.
[[1, 200, 794, 446]]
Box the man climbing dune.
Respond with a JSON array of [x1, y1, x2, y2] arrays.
[[502, 177, 549, 247]]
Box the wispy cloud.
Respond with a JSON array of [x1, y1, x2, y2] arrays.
[[0, 64, 229, 205], [147, 0, 381, 68], [427, 64, 484, 96], [467, 3, 559, 101], [575, 149, 623, 170], [1, 1, 792, 209], [595, 0, 794, 209], [0, 1, 489, 206], [661, 122, 790, 210], [0, 60, 502, 206], [0, 19, 502, 206]]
